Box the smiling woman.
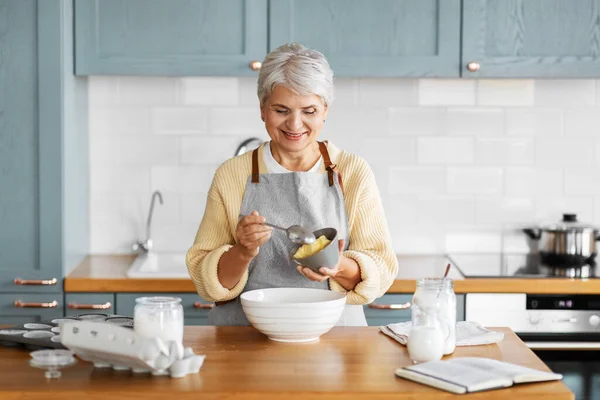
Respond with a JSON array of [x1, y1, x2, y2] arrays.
[[185, 43, 398, 327]]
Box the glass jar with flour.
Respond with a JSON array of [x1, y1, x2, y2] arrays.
[[410, 278, 457, 356], [134, 296, 184, 343]]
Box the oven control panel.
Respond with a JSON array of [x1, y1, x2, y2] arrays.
[[465, 293, 600, 334]]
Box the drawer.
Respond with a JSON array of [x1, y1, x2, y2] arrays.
[[64, 293, 116, 317], [364, 294, 412, 326], [116, 293, 212, 326], [0, 293, 63, 325]]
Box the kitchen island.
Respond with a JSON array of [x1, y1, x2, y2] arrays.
[[0, 326, 573, 399], [64, 254, 600, 294]]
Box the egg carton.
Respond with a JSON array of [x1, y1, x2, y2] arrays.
[[0, 313, 133, 350], [60, 320, 205, 378]]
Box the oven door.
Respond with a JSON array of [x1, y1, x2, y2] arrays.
[[466, 294, 600, 400]]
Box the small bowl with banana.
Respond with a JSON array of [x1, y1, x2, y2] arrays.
[[290, 227, 338, 272]]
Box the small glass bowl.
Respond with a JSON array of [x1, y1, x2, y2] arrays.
[[29, 349, 77, 379]]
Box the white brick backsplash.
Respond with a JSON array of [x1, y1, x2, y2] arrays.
[[417, 196, 475, 224], [534, 197, 593, 223], [181, 136, 241, 165], [505, 167, 564, 196], [152, 107, 208, 135], [88, 76, 120, 106], [325, 107, 389, 139], [476, 197, 534, 223], [564, 108, 600, 137], [239, 77, 260, 106], [505, 108, 563, 136], [88, 77, 600, 254], [477, 80, 535, 106], [535, 80, 596, 106], [210, 107, 264, 135], [89, 106, 151, 135], [332, 79, 357, 106], [447, 108, 504, 136], [389, 167, 445, 194], [445, 228, 503, 253], [345, 137, 416, 167], [418, 79, 476, 106], [565, 168, 600, 195], [358, 79, 418, 106], [91, 167, 150, 194], [119, 77, 179, 105], [535, 139, 594, 166], [475, 138, 534, 166], [181, 77, 238, 106], [151, 166, 211, 194], [447, 168, 503, 194], [389, 108, 446, 136], [417, 137, 474, 164], [181, 193, 208, 227]]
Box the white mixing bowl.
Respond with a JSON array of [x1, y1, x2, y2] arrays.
[[240, 287, 347, 343]]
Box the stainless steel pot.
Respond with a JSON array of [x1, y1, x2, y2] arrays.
[[523, 213, 600, 267]]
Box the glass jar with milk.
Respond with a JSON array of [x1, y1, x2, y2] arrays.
[[134, 297, 184, 343], [408, 278, 456, 362]]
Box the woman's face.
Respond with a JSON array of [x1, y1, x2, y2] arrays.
[[261, 85, 328, 154]]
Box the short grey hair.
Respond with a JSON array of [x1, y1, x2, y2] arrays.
[[257, 43, 334, 107]]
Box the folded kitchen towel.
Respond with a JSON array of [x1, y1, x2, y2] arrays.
[[380, 321, 504, 347]]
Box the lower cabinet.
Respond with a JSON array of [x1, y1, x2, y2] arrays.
[[0, 293, 63, 325], [115, 293, 211, 326], [64, 293, 116, 317], [364, 294, 465, 326]]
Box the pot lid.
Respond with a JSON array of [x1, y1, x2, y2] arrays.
[[541, 213, 596, 231]]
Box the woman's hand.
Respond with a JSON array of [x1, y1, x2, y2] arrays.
[[236, 210, 272, 260], [296, 239, 361, 291]]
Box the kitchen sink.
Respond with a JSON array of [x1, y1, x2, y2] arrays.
[[127, 252, 190, 278]]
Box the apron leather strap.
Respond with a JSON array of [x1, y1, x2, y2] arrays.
[[251, 148, 260, 183], [318, 141, 344, 194], [251, 142, 344, 194]]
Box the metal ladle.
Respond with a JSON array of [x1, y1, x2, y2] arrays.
[[240, 215, 316, 245]]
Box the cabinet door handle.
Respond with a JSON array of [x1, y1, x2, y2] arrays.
[[14, 277, 58, 286], [368, 302, 411, 310], [466, 61, 480, 72], [193, 302, 214, 309], [249, 60, 262, 71], [14, 300, 59, 308], [68, 302, 112, 310]]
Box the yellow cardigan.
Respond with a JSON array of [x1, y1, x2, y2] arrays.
[[185, 141, 398, 305]]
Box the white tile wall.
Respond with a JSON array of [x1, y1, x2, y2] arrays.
[[88, 77, 600, 254]]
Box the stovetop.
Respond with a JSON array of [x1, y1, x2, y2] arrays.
[[448, 253, 599, 279]]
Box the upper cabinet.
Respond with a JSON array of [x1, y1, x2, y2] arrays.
[[74, 0, 267, 76], [73, 0, 600, 78], [269, 0, 461, 77], [462, 0, 600, 78]]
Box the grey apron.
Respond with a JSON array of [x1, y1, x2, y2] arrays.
[[208, 141, 367, 327]]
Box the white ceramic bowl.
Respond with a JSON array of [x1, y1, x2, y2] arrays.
[[240, 287, 346, 343]]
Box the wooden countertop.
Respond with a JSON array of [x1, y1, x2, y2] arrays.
[[64, 254, 600, 294], [0, 327, 573, 400]]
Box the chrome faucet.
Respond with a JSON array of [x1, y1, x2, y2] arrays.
[[234, 137, 263, 157], [132, 190, 163, 253]]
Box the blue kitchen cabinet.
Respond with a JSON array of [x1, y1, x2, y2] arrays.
[[0, 0, 88, 322], [116, 293, 212, 325], [462, 0, 600, 78], [269, 0, 461, 77], [0, 294, 63, 325], [74, 0, 268, 76], [364, 294, 465, 326]]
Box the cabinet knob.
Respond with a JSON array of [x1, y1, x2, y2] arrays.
[[249, 60, 262, 71], [466, 62, 480, 72]]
